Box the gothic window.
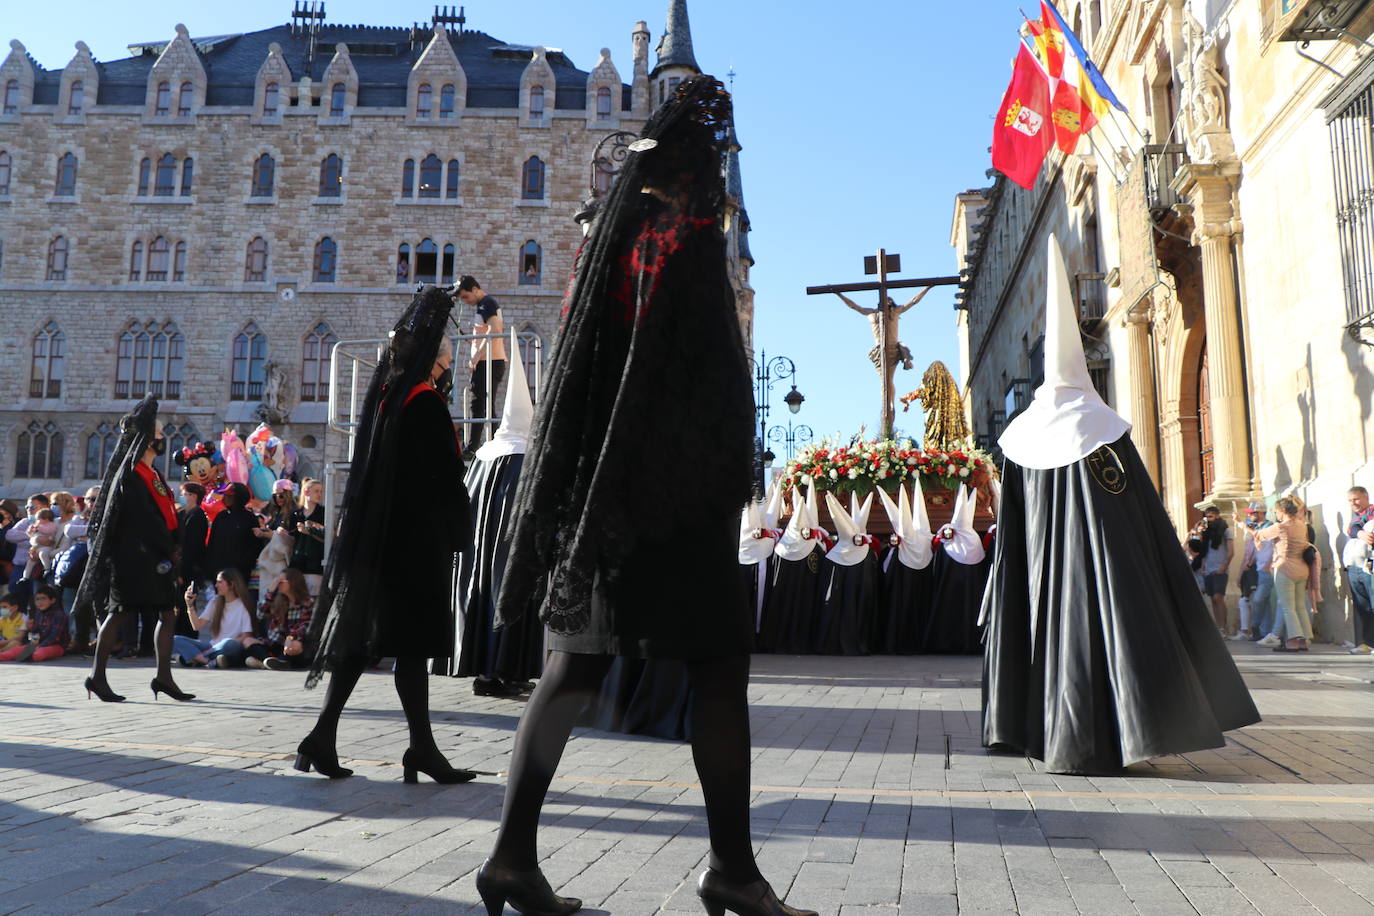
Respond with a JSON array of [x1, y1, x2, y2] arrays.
[[115, 320, 185, 399], [415, 238, 438, 284], [522, 156, 545, 200], [46, 236, 68, 281], [55, 152, 78, 196], [29, 321, 64, 398], [446, 159, 460, 199], [441, 243, 456, 285], [147, 236, 170, 281], [154, 80, 171, 116], [529, 85, 544, 119], [419, 154, 442, 198], [137, 157, 151, 195], [313, 237, 337, 283], [129, 241, 143, 280], [231, 322, 268, 400], [519, 240, 542, 285], [439, 84, 456, 118], [416, 82, 433, 119], [173, 240, 187, 281], [159, 421, 199, 480], [84, 422, 116, 479], [263, 82, 279, 116], [15, 420, 63, 479], [251, 153, 275, 197], [0, 151, 10, 195], [180, 157, 193, 196], [177, 81, 193, 116], [320, 153, 342, 196], [67, 80, 83, 116], [2, 79, 17, 114], [301, 322, 337, 402], [330, 82, 346, 116], [596, 86, 612, 119], [396, 243, 411, 283], [155, 153, 176, 196], [401, 158, 415, 197], [1090, 0, 1102, 38], [245, 236, 268, 282]]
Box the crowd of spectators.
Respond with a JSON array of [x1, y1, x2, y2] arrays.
[[0, 476, 326, 669]]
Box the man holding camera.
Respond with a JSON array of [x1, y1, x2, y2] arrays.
[[1191, 505, 1234, 633]]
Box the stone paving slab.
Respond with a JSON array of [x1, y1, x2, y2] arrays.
[[2, 643, 1374, 913]]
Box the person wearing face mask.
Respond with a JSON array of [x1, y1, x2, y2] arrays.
[[173, 482, 210, 637], [72, 396, 192, 703], [301, 287, 474, 784]]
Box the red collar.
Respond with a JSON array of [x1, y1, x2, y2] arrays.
[[405, 381, 439, 406], [133, 461, 178, 530]]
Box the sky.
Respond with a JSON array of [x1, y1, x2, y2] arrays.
[[7, 0, 1029, 453]]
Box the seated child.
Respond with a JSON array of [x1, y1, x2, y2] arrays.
[[0, 595, 28, 652], [22, 508, 59, 582], [0, 585, 67, 661]]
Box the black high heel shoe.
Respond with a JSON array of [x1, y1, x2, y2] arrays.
[[149, 677, 195, 702], [402, 747, 476, 784], [696, 869, 817, 916], [293, 734, 353, 779], [84, 676, 125, 703], [475, 859, 581, 916]]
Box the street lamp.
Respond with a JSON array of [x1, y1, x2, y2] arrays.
[[752, 350, 805, 489], [767, 419, 813, 465]]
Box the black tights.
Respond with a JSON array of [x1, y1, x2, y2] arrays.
[[90, 608, 177, 686], [308, 656, 440, 753], [490, 651, 761, 883]]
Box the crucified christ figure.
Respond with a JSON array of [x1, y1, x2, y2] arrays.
[[833, 287, 932, 438]]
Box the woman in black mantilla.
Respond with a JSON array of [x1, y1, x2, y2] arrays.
[[75, 396, 192, 703], [296, 286, 476, 784], [477, 77, 815, 916]]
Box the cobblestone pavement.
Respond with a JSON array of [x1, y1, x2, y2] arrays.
[[4, 643, 1374, 914]]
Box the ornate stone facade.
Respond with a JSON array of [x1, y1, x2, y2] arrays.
[[0, 3, 754, 500]]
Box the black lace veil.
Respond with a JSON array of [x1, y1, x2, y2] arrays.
[[306, 286, 455, 687], [495, 75, 755, 636], [71, 395, 160, 627]]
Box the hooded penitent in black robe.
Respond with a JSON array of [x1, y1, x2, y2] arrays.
[[981, 435, 1261, 774], [924, 544, 989, 654], [878, 548, 933, 655], [444, 452, 543, 683], [812, 554, 879, 656], [757, 548, 824, 654]]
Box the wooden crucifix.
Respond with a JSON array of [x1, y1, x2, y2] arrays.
[[806, 249, 960, 439]]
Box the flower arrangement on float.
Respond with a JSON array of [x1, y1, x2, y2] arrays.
[[778, 436, 995, 499]]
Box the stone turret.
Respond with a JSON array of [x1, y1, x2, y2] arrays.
[[631, 20, 651, 117], [651, 0, 701, 106]]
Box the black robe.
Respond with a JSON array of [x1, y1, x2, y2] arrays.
[[108, 468, 181, 611], [925, 544, 990, 654], [812, 554, 880, 655], [445, 452, 543, 683], [757, 547, 825, 654], [981, 434, 1261, 775], [877, 549, 933, 655]]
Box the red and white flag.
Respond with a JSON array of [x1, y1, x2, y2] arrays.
[[991, 42, 1054, 190]]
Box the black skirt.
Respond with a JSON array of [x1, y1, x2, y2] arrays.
[[877, 552, 933, 654], [981, 435, 1261, 775], [444, 453, 544, 682], [757, 547, 826, 654], [549, 515, 752, 660], [581, 656, 693, 740], [811, 555, 880, 655]]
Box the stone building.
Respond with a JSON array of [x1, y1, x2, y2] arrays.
[[954, 0, 1374, 642], [0, 0, 752, 500]]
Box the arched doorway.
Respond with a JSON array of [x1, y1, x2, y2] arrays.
[[1197, 345, 1215, 500]]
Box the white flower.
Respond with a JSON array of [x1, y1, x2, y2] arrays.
[[945, 464, 956, 475], [829, 469, 838, 479], [801, 474, 814, 487], [846, 468, 858, 479], [959, 468, 970, 478], [906, 457, 917, 465], [880, 468, 891, 479]]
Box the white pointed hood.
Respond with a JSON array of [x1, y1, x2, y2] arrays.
[[824, 492, 874, 566], [475, 330, 535, 460], [877, 479, 934, 570], [998, 234, 1131, 469], [739, 480, 784, 565], [941, 484, 985, 565], [774, 486, 815, 561]]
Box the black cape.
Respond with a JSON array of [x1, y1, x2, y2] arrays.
[[981, 434, 1261, 775], [443, 452, 543, 683]]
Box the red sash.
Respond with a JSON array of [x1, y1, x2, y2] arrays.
[[134, 461, 178, 530]]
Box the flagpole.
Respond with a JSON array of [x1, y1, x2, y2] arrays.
[[1085, 130, 1124, 184]]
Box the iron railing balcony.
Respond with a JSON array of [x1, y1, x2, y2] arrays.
[[1143, 143, 1188, 215]]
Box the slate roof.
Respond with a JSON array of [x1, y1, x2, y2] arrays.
[[26, 22, 630, 110], [652, 0, 699, 77]]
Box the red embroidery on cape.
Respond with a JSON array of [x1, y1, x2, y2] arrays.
[[134, 461, 178, 531], [608, 212, 715, 326]]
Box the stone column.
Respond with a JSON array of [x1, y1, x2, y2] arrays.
[[1174, 161, 1252, 509], [1124, 307, 1160, 485]]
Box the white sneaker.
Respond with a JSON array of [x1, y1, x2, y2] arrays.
[[215, 655, 230, 668], [1256, 634, 1281, 647], [245, 656, 266, 669], [1229, 630, 1253, 641], [1350, 644, 1372, 655], [1341, 640, 1357, 649]]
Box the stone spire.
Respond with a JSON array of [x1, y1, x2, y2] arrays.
[[652, 0, 700, 79]]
